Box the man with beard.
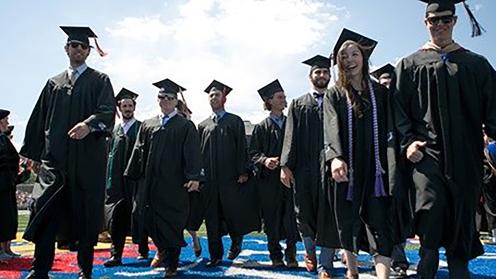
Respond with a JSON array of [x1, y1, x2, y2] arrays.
[[103, 88, 148, 267], [198, 80, 260, 267], [20, 26, 115, 279], [125, 78, 202, 277], [280, 55, 339, 278], [249, 80, 299, 268], [394, 1, 495, 277]]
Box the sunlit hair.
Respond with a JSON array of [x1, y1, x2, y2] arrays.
[[176, 99, 192, 120], [336, 40, 371, 116]]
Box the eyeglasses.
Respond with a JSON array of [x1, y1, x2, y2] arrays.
[[426, 15, 454, 25], [68, 42, 89, 50], [158, 95, 177, 101]]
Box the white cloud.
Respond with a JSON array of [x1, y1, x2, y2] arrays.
[[102, 0, 344, 125], [107, 16, 172, 42]]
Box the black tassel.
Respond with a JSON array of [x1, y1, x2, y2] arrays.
[[463, 1, 485, 37]]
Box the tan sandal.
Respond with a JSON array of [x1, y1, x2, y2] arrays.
[[304, 253, 317, 272], [345, 271, 359, 279]]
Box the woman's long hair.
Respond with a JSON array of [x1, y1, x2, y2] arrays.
[[336, 40, 371, 117]]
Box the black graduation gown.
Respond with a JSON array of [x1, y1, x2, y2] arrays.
[[249, 117, 299, 243], [280, 93, 340, 248], [104, 120, 142, 241], [125, 114, 201, 249], [20, 67, 115, 246], [186, 189, 205, 232], [324, 83, 393, 256], [0, 133, 20, 242], [393, 48, 496, 260], [477, 153, 496, 232], [198, 112, 261, 236]]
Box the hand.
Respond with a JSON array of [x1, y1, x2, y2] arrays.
[[406, 141, 427, 163], [330, 158, 349, 183], [68, 122, 90, 140], [263, 157, 280, 170], [184, 180, 200, 192], [237, 174, 249, 184], [280, 166, 295, 188]]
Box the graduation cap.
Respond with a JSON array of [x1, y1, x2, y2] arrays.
[[0, 109, 10, 119], [60, 26, 107, 56], [257, 79, 284, 101], [153, 78, 186, 97], [419, 0, 485, 37], [302, 55, 331, 72], [331, 28, 377, 65], [115, 88, 139, 104], [371, 64, 396, 80], [204, 80, 232, 95]]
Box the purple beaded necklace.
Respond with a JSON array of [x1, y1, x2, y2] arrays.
[[345, 80, 387, 201]]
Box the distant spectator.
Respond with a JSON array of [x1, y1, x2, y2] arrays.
[[0, 109, 21, 260]]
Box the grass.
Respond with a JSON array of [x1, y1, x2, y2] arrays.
[[17, 212, 29, 232], [17, 211, 263, 237]]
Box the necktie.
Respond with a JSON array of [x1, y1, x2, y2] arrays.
[[69, 69, 78, 84], [162, 116, 169, 127], [313, 93, 324, 110]]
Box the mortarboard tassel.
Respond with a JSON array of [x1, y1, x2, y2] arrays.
[[93, 38, 108, 57], [462, 1, 485, 37]]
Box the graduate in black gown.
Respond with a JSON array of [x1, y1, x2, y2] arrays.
[[125, 79, 202, 277], [280, 55, 339, 278], [249, 80, 299, 268], [0, 110, 20, 260], [103, 88, 148, 267], [198, 80, 261, 267], [371, 64, 395, 89], [393, 1, 495, 277], [372, 63, 414, 276], [20, 26, 115, 279], [324, 29, 392, 279], [480, 139, 496, 244]]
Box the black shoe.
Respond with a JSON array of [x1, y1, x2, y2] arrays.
[[285, 245, 298, 268], [206, 258, 222, 267], [286, 255, 298, 268], [271, 258, 285, 267], [78, 272, 92, 279], [227, 245, 241, 260], [165, 266, 178, 277], [390, 266, 408, 278], [103, 257, 122, 267], [25, 270, 50, 279]]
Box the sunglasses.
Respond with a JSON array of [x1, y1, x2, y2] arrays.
[[158, 95, 177, 101], [426, 15, 454, 25], [68, 42, 89, 50]]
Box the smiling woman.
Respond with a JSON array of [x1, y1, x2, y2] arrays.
[[324, 28, 392, 279]]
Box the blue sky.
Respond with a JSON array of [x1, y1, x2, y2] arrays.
[[1, 0, 495, 148]]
